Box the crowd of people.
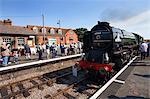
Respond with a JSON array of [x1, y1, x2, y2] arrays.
[[36, 42, 83, 60], [0, 42, 83, 66]]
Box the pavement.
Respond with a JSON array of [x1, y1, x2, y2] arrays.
[[98, 57, 150, 99]]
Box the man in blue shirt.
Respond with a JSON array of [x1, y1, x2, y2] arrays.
[[24, 43, 31, 60]]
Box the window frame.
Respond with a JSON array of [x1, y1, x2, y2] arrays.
[[33, 27, 38, 33], [50, 28, 55, 35]]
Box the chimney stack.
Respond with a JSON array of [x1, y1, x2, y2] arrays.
[[0, 19, 12, 26]]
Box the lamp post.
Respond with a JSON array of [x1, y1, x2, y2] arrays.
[[57, 20, 61, 44], [42, 14, 45, 45]]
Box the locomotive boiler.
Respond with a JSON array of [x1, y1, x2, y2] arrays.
[[79, 21, 143, 81]]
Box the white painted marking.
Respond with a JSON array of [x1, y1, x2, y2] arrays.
[[115, 33, 121, 42], [0, 54, 83, 72], [90, 56, 137, 99], [114, 79, 125, 84]]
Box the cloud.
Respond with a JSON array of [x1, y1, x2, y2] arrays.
[[109, 10, 150, 39], [100, 7, 145, 22]]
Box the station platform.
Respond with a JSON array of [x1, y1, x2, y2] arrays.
[[98, 57, 150, 99], [0, 54, 82, 72]]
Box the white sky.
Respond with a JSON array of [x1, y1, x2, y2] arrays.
[[110, 10, 150, 39]]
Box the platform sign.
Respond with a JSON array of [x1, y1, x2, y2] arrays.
[[48, 38, 56, 45]]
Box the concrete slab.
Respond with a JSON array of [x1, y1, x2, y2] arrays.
[[98, 57, 150, 99], [115, 59, 150, 98]]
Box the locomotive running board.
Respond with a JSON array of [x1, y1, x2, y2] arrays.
[[90, 56, 137, 99]]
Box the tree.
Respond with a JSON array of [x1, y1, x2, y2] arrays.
[[74, 28, 88, 42]]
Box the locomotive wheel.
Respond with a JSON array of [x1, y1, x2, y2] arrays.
[[114, 58, 123, 71], [87, 69, 97, 81], [98, 72, 110, 85], [104, 72, 111, 83], [128, 54, 133, 62]]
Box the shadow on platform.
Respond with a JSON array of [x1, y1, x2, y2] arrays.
[[130, 62, 150, 66], [108, 95, 149, 99], [133, 73, 150, 78]]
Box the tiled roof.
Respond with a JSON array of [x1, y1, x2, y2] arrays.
[[0, 25, 37, 35], [27, 25, 72, 36]]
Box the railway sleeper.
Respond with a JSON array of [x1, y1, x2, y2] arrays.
[[30, 80, 44, 90], [10, 85, 16, 99], [17, 83, 30, 97], [47, 80, 53, 87], [42, 76, 50, 80], [38, 77, 47, 82], [51, 78, 86, 98], [57, 89, 62, 93], [55, 89, 74, 98], [63, 92, 76, 99], [44, 94, 53, 99], [82, 90, 91, 96], [0, 87, 8, 98], [50, 89, 64, 98]]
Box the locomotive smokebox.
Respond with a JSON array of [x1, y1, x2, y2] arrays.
[[98, 21, 109, 26]]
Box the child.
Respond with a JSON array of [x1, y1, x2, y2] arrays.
[[13, 50, 19, 63]]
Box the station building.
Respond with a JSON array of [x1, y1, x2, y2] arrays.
[[0, 19, 37, 49], [26, 25, 78, 45], [0, 19, 78, 50]]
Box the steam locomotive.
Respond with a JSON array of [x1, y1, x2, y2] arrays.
[[79, 21, 143, 81]]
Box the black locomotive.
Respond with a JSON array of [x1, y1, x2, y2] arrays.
[[79, 21, 143, 80]]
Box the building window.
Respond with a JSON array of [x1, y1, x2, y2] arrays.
[[70, 31, 74, 34], [42, 27, 46, 34], [18, 38, 25, 46], [58, 29, 62, 35], [60, 37, 63, 41], [69, 37, 74, 41], [33, 27, 38, 33], [50, 28, 55, 34], [3, 37, 11, 44]]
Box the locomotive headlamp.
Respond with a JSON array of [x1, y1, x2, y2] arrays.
[[96, 35, 101, 39]]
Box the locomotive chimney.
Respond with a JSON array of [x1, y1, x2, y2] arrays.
[[98, 21, 109, 26], [98, 21, 101, 25]]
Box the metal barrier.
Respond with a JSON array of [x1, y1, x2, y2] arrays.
[[0, 54, 83, 72]]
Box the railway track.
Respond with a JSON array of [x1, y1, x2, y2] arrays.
[[0, 66, 103, 99], [0, 67, 82, 99], [0, 56, 138, 99], [0, 54, 82, 88]]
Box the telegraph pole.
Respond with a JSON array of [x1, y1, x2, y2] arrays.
[[42, 14, 45, 45], [57, 20, 61, 28], [57, 20, 62, 44]]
